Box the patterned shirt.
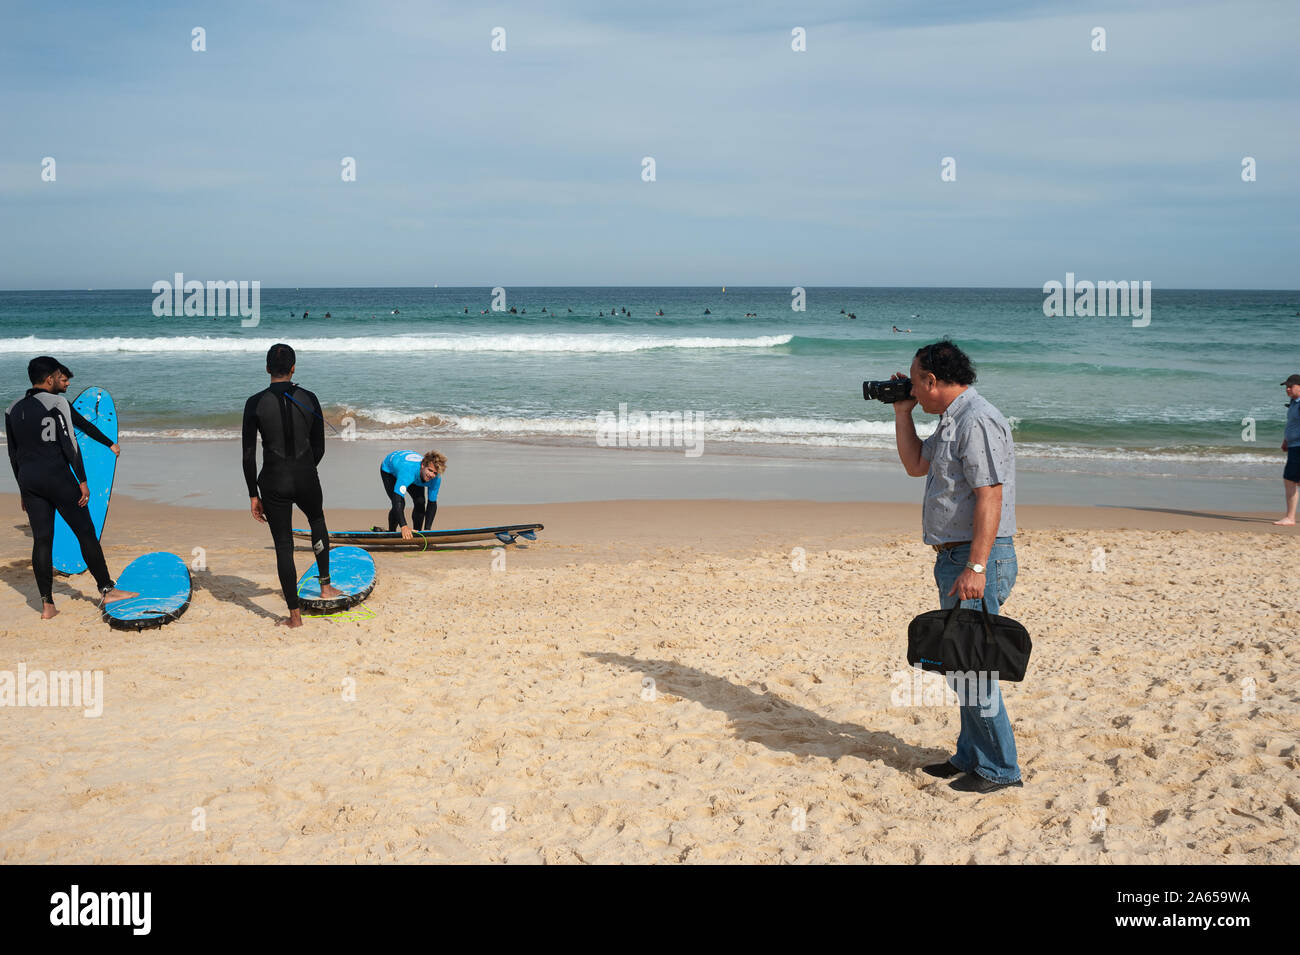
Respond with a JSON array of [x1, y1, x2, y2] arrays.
[[919, 387, 1016, 545]]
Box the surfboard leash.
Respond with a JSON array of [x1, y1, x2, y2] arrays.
[[280, 388, 343, 437]]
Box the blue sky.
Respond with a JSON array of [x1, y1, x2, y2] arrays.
[[2, 0, 1296, 288]]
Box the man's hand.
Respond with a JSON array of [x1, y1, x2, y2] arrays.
[[110, 443, 120, 457], [77, 482, 89, 507], [250, 497, 267, 523], [1284, 440, 1289, 451], [400, 524, 414, 541], [890, 372, 917, 413], [948, 567, 986, 601]]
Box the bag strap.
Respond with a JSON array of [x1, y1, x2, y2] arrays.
[[942, 595, 998, 643]]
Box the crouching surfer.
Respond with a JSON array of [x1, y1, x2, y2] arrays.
[[242, 343, 341, 627], [378, 449, 446, 540], [6, 356, 136, 618]]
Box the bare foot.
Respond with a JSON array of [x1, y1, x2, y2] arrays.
[[1273, 518, 1296, 525], [102, 589, 138, 603], [277, 609, 304, 628], [320, 584, 344, 600], [41, 602, 59, 619]]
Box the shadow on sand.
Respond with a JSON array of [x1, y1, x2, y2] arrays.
[[585, 651, 940, 772], [1096, 504, 1277, 524], [0, 558, 102, 614], [191, 571, 281, 622]]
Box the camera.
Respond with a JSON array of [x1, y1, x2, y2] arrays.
[[862, 377, 912, 403]]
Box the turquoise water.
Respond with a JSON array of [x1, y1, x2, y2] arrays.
[[1, 286, 1296, 480]]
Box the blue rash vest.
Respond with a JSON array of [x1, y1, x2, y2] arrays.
[[381, 449, 440, 499]]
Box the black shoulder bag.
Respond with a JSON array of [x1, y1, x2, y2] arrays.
[[907, 597, 1032, 682]]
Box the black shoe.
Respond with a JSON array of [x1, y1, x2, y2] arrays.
[[949, 773, 1023, 793], [922, 760, 964, 779]]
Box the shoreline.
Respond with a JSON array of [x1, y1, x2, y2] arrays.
[[0, 437, 1288, 513], [1, 494, 1292, 565]]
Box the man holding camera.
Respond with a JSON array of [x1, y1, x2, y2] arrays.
[[889, 340, 1023, 793]]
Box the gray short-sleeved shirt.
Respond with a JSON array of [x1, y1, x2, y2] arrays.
[[919, 387, 1016, 545]]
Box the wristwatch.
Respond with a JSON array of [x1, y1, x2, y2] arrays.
[[965, 561, 985, 574]]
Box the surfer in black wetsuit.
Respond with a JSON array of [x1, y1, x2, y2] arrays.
[[242, 343, 341, 628], [6, 356, 135, 618], [54, 362, 121, 458]]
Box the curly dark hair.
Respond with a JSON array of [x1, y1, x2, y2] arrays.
[[914, 339, 976, 385]]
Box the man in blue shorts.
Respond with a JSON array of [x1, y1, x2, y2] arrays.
[[1276, 374, 1300, 526]]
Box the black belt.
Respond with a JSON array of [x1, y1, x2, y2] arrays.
[[932, 540, 971, 553]]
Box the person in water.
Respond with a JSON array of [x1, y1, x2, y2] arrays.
[[242, 343, 341, 627], [379, 449, 447, 540], [6, 356, 136, 618]]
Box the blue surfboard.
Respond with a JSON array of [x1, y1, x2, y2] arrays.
[[296, 544, 376, 611], [53, 386, 118, 575], [102, 552, 192, 630]]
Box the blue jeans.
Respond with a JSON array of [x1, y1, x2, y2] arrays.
[[932, 536, 1021, 784]]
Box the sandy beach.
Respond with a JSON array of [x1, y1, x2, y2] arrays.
[[1, 495, 1295, 864]]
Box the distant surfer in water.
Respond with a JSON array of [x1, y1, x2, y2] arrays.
[[378, 449, 446, 540], [242, 343, 341, 627], [6, 356, 136, 618]]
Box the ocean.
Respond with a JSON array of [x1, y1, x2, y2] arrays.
[[0, 286, 1296, 485]]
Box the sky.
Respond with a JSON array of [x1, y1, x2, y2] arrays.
[[1, 0, 1297, 289]]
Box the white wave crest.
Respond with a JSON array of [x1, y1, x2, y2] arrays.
[[0, 333, 794, 355]]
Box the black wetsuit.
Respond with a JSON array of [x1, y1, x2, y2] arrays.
[[242, 381, 330, 610], [379, 470, 437, 531], [5, 388, 115, 602]]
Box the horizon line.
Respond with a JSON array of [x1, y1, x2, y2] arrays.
[[3, 284, 1299, 294]]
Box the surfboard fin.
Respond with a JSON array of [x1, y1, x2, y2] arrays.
[[519, 530, 537, 541], [495, 532, 517, 545]]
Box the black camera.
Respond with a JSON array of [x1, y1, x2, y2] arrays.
[[862, 377, 912, 403]]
